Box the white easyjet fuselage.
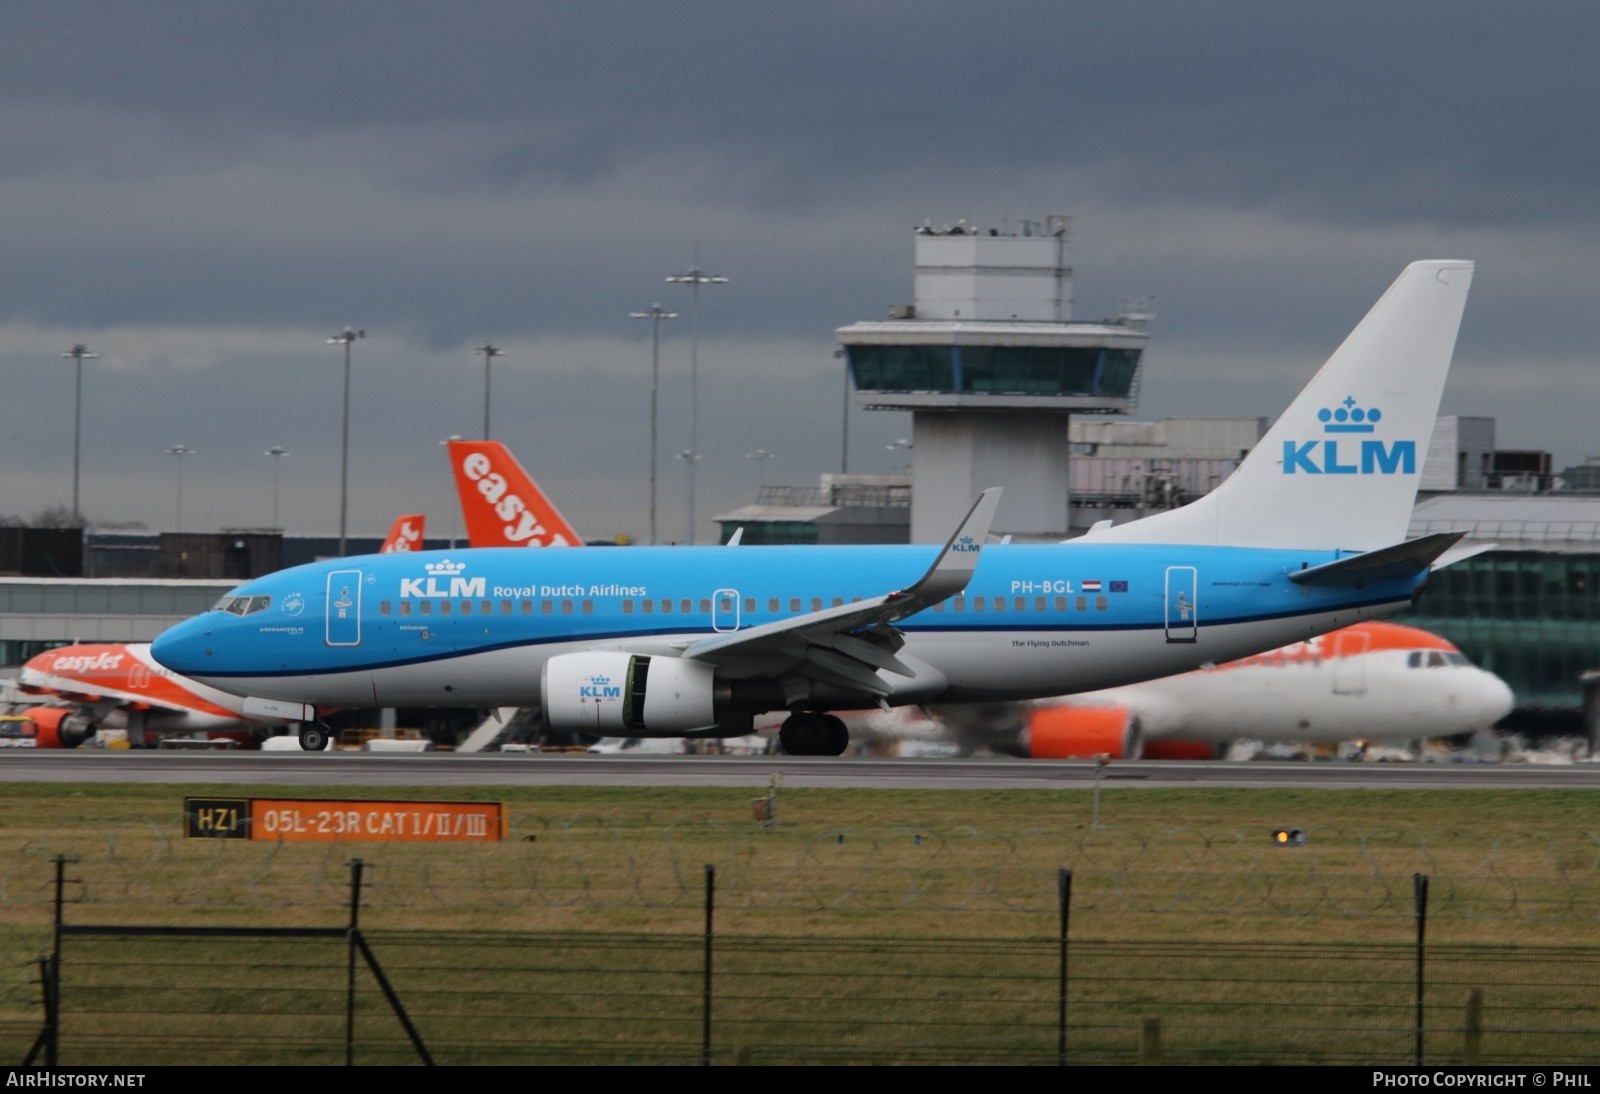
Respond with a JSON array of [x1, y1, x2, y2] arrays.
[[1071, 621, 1514, 745], [823, 621, 1514, 755]]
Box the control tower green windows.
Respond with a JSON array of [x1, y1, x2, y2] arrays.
[[847, 345, 955, 391], [847, 344, 1141, 398]]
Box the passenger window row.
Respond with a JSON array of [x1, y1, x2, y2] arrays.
[[380, 598, 596, 617], [375, 592, 1111, 618]]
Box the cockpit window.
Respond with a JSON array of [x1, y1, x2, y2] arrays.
[[1409, 650, 1471, 669], [216, 595, 272, 616]]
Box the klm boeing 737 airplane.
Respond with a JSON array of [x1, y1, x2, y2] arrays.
[[151, 260, 1481, 754]]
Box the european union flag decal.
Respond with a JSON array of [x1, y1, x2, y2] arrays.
[[1109, 580, 1128, 593]]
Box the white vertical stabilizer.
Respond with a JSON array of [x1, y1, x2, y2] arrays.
[[1084, 260, 1473, 551]]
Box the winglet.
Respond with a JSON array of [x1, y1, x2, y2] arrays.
[[448, 439, 583, 548], [897, 486, 1002, 605], [682, 487, 1003, 669]]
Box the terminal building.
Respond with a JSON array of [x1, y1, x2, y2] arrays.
[[0, 529, 455, 668]]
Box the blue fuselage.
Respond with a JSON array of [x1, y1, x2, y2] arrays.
[[150, 541, 1424, 714]]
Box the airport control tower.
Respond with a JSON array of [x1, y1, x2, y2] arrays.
[[836, 216, 1152, 541]]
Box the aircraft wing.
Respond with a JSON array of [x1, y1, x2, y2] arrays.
[[21, 693, 127, 718], [680, 489, 1001, 696], [17, 677, 188, 717]]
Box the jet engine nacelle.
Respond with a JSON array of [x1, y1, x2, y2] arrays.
[[542, 652, 719, 736], [24, 706, 98, 749], [1023, 705, 1143, 760]]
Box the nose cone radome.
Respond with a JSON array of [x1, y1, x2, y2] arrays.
[[151, 615, 212, 676], [1471, 670, 1516, 729]]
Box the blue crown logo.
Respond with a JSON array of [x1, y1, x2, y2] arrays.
[[1317, 396, 1381, 434], [425, 559, 466, 576]]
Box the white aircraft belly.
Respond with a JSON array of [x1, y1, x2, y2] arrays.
[[915, 609, 1382, 702]]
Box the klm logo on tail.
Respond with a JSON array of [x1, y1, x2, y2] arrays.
[[1283, 398, 1415, 476]]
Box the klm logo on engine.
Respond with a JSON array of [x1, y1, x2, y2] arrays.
[[1282, 397, 1415, 475], [399, 558, 487, 599], [580, 673, 621, 700]]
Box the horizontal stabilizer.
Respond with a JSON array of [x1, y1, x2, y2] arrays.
[[1287, 532, 1465, 588]]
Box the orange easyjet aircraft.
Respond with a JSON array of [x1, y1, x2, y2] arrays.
[[10, 642, 286, 748], [446, 440, 582, 548], [380, 513, 426, 552], [846, 620, 1514, 760], [8, 513, 426, 748]]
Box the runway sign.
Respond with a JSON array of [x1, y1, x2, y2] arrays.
[[184, 796, 505, 842]]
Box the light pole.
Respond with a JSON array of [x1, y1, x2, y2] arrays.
[[835, 348, 849, 474], [327, 328, 364, 556], [61, 343, 99, 522], [440, 435, 462, 548], [630, 304, 677, 545], [664, 246, 727, 543], [475, 344, 504, 440], [165, 445, 195, 532], [674, 449, 700, 542], [265, 446, 289, 530]]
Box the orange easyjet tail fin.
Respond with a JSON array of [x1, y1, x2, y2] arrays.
[[447, 440, 582, 548], [380, 514, 426, 553]]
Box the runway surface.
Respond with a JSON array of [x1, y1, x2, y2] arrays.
[[3, 751, 1598, 790]]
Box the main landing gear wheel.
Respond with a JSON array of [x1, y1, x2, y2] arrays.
[[778, 712, 850, 757], [297, 723, 330, 751]]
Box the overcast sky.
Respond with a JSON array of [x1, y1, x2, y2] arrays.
[[3, 1, 1596, 545]]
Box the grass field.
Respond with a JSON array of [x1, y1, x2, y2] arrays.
[[2, 781, 1595, 941], [4, 780, 1598, 1065]]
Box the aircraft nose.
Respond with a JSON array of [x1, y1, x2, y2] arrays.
[[1473, 670, 1516, 726], [150, 615, 213, 675]]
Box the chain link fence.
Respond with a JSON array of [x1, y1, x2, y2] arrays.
[[10, 849, 1600, 1066]]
